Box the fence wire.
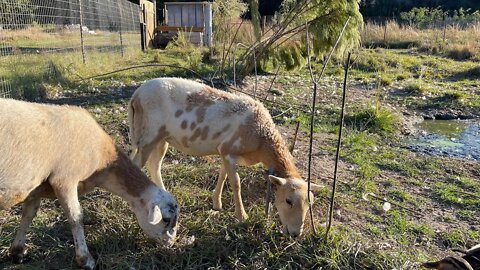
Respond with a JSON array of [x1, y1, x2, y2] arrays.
[[0, 0, 141, 98]]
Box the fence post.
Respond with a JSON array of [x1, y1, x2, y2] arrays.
[[443, 14, 447, 44], [79, 0, 86, 64], [383, 20, 387, 42], [118, 2, 124, 57], [140, 4, 147, 51]]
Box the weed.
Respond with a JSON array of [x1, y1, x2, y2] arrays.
[[353, 55, 387, 72], [385, 211, 409, 243], [379, 73, 394, 86], [367, 224, 382, 236], [387, 190, 415, 204], [187, 48, 203, 70], [377, 158, 419, 177], [410, 223, 435, 239], [345, 105, 399, 135], [404, 80, 427, 95], [342, 131, 379, 188], [456, 177, 480, 192], [442, 91, 465, 101], [433, 182, 480, 210], [456, 210, 477, 222], [396, 73, 410, 80], [441, 229, 467, 248], [446, 45, 477, 61]]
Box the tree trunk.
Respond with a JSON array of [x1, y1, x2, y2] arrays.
[[248, 0, 261, 42]]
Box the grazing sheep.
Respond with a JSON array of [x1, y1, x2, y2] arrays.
[[128, 77, 322, 237], [0, 98, 179, 270]]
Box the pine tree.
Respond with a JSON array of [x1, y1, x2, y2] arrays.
[[238, 0, 363, 76]]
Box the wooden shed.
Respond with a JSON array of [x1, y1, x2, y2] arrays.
[[157, 2, 212, 47]]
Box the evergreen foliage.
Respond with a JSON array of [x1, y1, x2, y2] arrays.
[[400, 7, 480, 28], [241, 0, 363, 74], [360, 0, 480, 18]]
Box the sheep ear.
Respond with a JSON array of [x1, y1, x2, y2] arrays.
[[148, 204, 162, 225], [309, 183, 325, 192], [268, 175, 287, 187]]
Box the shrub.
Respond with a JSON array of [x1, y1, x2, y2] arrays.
[[166, 31, 193, 50], [345, 106, 399, 135], [187, 49, 203, 70]]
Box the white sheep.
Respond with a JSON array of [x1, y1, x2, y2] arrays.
[[129, 77, 322, 237], [0, 98, 179, 270]]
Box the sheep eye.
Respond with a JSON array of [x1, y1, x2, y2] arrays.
[[286, 198, 293, 206]]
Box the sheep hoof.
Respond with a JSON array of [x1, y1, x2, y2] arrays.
[[236, 212, 249, 222], [212, 203, 223, 211], [9, 246, 27, 264]]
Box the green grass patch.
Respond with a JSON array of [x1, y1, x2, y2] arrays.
[[433, 182, 480, 210], [404, 80, 427, 95], [387, 190, 416, 204], [345, 106, 399, 135], [442, 90, 466, 102]]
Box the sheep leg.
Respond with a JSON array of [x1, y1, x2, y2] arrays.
[[53, 185, 95, 270], [131, 147, 144, 168], [132, 140, 159, 169], [145, 140, 169, 189], [9, 196, 41, 263], [222, 155, 248, 221], [212, 164, 227, 211]]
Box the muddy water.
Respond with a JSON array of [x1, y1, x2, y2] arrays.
[[408, 120, 480, 160]]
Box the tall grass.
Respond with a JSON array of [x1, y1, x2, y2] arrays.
[[362, 21, 480, 60]]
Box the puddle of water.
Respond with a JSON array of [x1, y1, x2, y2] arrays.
[[415, 120, 467, 138], [408, 120, 480, 160]]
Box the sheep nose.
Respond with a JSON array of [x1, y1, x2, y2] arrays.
[[162, 217, 171, 224], [168, 203, 177, 213]]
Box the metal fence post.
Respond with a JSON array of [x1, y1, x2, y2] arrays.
[[79, 0, 86, 64], [118, 2, 124, 57]]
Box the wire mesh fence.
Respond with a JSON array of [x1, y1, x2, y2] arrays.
[[0, 0, 141, 99]]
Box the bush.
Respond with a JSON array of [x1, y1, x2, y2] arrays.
[[345, 106, 399, 135], [166, 31, 193, 50], [187, 49, 203, 70], [400, 7, 480, 29]]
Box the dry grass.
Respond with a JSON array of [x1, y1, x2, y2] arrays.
[[0, 26, 139, 49], [362, 21, 480, 60]]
